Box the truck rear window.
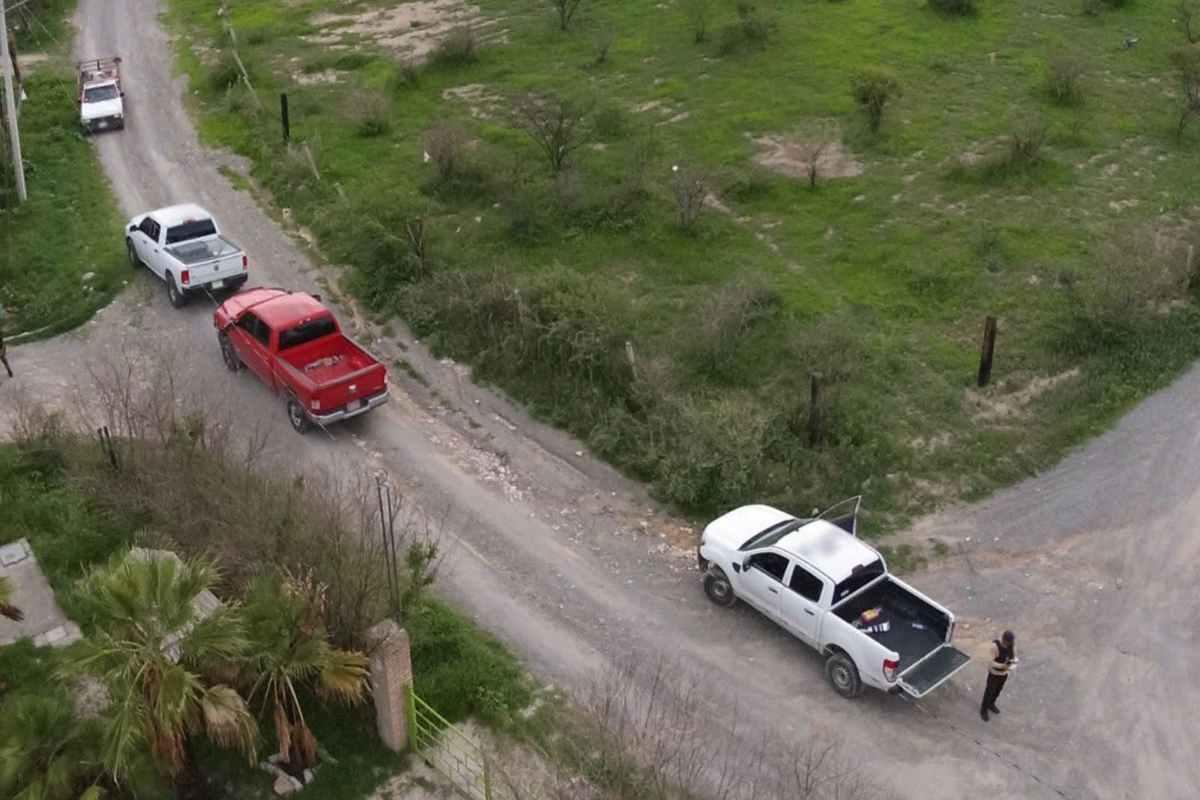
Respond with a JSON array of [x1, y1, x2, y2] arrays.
[[165, 219, 217, 244], [833, 559, 885, 603], [279, 317, 337, 351]]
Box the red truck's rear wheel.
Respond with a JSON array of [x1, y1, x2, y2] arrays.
[[287, 398, 312, 434]]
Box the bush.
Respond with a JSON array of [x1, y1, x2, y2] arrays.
[[592, 26, 616, 66], [1046, 56, 1085, 105], [851, 67, 901, 133], [430, 27, 480, 68], [686, 279, 781, 379], [717, 2, 775, 55], [593, 104, 629, 141], [670, 164, 709, 231], [423, 121, 471, 183], [929, 0, 976, 14], [348, 89, 392, 137]]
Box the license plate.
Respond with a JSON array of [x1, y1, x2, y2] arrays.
[[211, 280, 225, 290], [97, 120, 108, 129], [347, 399, 365, 412]]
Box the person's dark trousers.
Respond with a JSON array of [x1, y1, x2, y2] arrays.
[[981, 673, 1007, 718]]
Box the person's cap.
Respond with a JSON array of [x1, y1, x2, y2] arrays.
[[1002, 630, 1015, 644]]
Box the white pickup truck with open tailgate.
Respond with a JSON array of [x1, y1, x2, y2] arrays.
[[126, 204, 249, 308], [698, 497, 972, 699]]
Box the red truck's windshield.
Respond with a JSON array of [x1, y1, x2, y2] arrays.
[[279, 317, 337, 351]]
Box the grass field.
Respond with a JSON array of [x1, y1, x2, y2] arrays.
[[164, 0, 1200, 533], [0, 69, 127, 339]]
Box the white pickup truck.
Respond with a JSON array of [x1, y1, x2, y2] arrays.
[[126, 204, 249, 308], [77, 57, 125, 133], [698, 498, 971, 699]]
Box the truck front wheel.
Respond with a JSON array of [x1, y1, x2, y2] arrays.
[[127, 239, 141, 268], [287, 398, 312, 434], [703, 567, 737, 608], [825, 653, 862, 699], [218, 332, 241, 372]]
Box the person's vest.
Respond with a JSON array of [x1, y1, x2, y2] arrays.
[[989, 639, 1014, 677]]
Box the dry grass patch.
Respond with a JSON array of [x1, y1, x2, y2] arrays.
[[752, 133, 864, 181], [308, 0, 503, 64]]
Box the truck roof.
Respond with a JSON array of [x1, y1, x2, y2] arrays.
[[150, 203, 213, 229], [223, 288, 330, 330], [776, 520, 881, 584]]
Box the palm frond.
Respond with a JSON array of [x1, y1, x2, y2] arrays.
[[317, 650, 370, 706], [199, 685, 257, 760]]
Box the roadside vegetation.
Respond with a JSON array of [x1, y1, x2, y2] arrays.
[[163, 0, 1200, 532], [0, 67, 126, 338], [0, 358, 530, 800]]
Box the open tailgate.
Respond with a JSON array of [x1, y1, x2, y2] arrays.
[[898, 644, 972, 698]]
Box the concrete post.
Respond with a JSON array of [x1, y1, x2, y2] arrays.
[[366, 620, 412, 752]]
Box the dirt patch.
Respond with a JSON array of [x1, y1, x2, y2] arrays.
[[442, 83, 503, 120], [294, 69, 342, 86], [965, 368, 1081, 423], [309, 0, 504, 64], [752, 134, 864, 181]]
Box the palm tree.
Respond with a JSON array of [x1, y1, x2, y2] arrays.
[[68, 551, 257, 800], [0, 691, 157, 800], [243, 571, 369, 773], [0, 575, 24, 622]]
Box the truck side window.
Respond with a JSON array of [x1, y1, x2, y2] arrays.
[[747, 552, 788, 582], [140, 218, 157, 239], [238, 313, 270, 348], [788, 565, 823, 602]]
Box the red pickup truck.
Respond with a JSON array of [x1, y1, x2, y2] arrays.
[[214, 288, 389, 433]]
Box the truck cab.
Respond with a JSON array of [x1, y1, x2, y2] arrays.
[[698, 499, 972, 699]]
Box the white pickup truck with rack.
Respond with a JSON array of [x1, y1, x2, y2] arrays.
[[697, 497, 972, 699], [126, 204, 249, 308], [77, 56, 125, 133]]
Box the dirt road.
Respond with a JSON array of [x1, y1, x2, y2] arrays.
[[3, 1, 1196, 798]]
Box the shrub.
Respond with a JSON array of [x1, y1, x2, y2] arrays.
[[348, 89, 392, 137], [592, 26, 616, 66], [514, 92, 593, 173], [669, 164, 709, 231], [929, 0, 976, 14], [851, 67, 901, 133], [551, 0, 587, 31], [1046, 55, 1085, 105], [430, 27, 480, 68], [593, 104, 629, 141], [717, 2, 775, 54], [1171, 47, 1200, 139], [686, 278, 782, 379], [1181, 0, 1200, 43], [208, 51, 245, 92], [423, 121, 471, 183]]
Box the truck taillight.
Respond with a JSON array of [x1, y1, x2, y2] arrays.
[[180, 270, 190, 286], [242, 254, 248, 270], [883, 658, 899, 682], [310, 399, 321, 410]]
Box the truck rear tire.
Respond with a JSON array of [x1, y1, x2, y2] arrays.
[[218, 332, 241, 372], [166, 274, 187, 308], [287, 398, 312, 434], [703, 567, 737, 608], [825, 652, 862, 699]]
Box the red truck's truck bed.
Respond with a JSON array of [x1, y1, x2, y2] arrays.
[[213, 288, 389, 432]]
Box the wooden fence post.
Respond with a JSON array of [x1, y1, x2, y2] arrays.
[[280, 92, 290, 142], [977, 315, 997, 388]]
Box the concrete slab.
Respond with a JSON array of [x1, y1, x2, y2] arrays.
[[0, 538, 82, 648]]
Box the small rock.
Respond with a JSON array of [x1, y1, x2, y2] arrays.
[[303, 769, 315, 785], [273, 774, 302, 796], [575, 450, 583, 457], [853, 194, 866, 203], [82, 271, 96, 282]]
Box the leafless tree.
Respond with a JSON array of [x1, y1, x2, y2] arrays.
[[1172, 47, 1200, 139], [423, 121, 470, 182], [514, 93, 593, 174], [682, 0, 713, 43]]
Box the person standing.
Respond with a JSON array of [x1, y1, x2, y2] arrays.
[[980, 629, 1016, 721], [0, 305, 11, 378]]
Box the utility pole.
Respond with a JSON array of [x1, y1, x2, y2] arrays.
[[1, 0, 28, 203]]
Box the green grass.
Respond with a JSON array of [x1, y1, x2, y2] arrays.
[[162, 0, 1200, 531], [0, 71, 127, 339], [7, 0, 76, 50]]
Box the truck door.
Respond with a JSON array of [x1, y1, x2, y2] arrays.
[[739, 552, 789, 622], [134, 217, 162, 276], [779, 563, 826, 645], [232, 312, 272, 384], [817, 496, 862, 537]]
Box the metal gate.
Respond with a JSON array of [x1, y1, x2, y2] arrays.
[[406, 686, 495, 800]]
